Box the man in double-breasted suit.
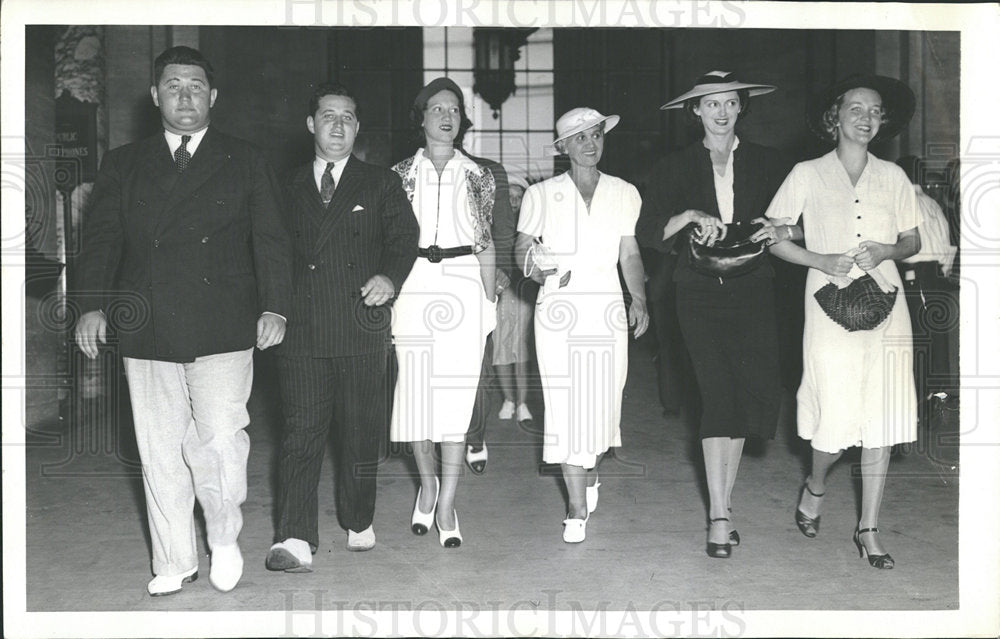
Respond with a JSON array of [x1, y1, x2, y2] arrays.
[[74, 46, 291, 596], [265, 83, 418, 572]]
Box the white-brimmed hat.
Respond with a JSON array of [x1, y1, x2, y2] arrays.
[[551, 107, 620, 153], [660, 71, 776, 110]]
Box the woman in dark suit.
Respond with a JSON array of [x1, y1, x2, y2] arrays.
[[635, 71, 797, 558]]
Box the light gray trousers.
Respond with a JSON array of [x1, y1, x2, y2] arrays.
[[123, 349, 252, 577]]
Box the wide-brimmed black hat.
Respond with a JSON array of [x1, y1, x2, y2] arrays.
[[660, 70, 776, 110], [807, 74, 915, 143]]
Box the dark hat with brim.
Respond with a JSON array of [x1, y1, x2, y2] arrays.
[[807, 74, 915, 143], [413, 77, 466, 112], [660, 71, 775, 110]]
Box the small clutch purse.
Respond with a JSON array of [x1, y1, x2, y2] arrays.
[[687, 221, 768, 278], [524, 239, 558, 277], [813, 273, 898, 332]]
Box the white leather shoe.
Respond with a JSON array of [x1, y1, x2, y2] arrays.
[[411, 477, 439, 535], [516, 403, 533, 422], [562, 515, 589, 544], [348, 525, 376, 551], [266, 538, 313, 572], [147, 565, 198, 597], [437, 510, 463, 548], [586, 475, 601, 514], [498, 400, 515, 420], [209, 543, 243, 592]]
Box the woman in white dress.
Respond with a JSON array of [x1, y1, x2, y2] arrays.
[[493, 174, 537, 425], [516, 108, 649, 543], [389, 78, 498, 548], [765, 75, 920, 569]]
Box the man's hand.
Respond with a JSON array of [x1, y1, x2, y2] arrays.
[[361, 274, 395, 307], [75, 310, 108, 359], [495, 269, 511, 297], [257, 313, 286, 350]]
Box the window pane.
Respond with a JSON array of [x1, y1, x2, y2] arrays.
[[423, 28, 446, 69], [446, 28, 473, 69]]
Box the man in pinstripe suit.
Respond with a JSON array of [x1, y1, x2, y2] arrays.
[[266, 84, 418, 571]]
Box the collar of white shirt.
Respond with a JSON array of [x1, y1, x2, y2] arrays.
[[313, 156, 350, 193], [164, 127, 209, 157]]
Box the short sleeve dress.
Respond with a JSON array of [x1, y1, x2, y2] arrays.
[[765, 151, 921, 452], [389, 149, 497, 443], [517, 172, 641, 468]]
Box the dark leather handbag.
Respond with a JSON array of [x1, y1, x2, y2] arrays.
[[813, 273, 898, 332], [687, 221, 768, 278]]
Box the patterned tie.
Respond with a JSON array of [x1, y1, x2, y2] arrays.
[[320, 161, 336, 205], [174, 135, 192, 173]]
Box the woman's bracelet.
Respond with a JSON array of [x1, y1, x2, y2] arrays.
[[784, 225, 794, 241]]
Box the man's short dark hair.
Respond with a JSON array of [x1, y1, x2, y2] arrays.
[[309, 83, 360, 119], [153, 46, 215, 87]]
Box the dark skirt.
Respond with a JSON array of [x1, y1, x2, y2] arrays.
[[676, 278, 782, 439]]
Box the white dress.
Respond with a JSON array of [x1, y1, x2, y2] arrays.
[[390, 150, 496, 443], [765, 151, 921, 453], [517, 172, 641, 468]]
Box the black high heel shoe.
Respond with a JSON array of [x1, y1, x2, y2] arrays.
[[706, 518, 732, 558], [853, 527, 895, 569], [795, 481, 824, 538]]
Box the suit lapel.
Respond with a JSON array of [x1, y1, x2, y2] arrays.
[[163, 127, 230, 211], [314, 155, 365, 251], [139, 134, 180, 197], [696, 145, 721, 219], [135, 134, 179, 235], [731, 144, 754, 223], [290, 164, 325, 232]]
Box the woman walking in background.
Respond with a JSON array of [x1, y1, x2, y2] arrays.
[[493, 173, 537, 427]]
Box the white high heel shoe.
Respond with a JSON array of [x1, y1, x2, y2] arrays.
[[411, 477, 439, 535], [437, 510, 463, 548]]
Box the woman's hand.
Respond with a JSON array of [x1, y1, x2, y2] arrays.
[[686, 209, 726, 246], [750, 216, 794, 246], [628, 297, 649, 338], [854, 241, 890, 271], [819, 248, 861, 277]]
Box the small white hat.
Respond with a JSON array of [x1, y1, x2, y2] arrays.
[[551, 107, 620, 154]]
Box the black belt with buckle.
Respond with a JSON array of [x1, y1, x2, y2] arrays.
[[418, 245, 474, 263]]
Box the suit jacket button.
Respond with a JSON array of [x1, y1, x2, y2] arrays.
[[203, 277, 211, 285], [201, 236, 209, 243], [216, 199, 225, 206], [308, 264, 316, 270], [153, 240, 160, 248], [347, 262, 355, 268]]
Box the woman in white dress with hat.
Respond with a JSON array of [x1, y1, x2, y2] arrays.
[[766, 75, 921, 569], [516, 107, 649, 543]]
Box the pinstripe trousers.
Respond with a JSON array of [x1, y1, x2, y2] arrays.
[[122, 349, 253, 577], [274, 350, 390, 548]]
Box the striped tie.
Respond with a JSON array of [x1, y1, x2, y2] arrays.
[[320, 162, 336, 205], [174, 135, 192, 173]]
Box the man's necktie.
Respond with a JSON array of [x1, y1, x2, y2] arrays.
[[320, 162, 336, 205], [174, 135, 192, 173]]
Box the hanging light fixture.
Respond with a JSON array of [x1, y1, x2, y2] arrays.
[[473, 27, 538, 119]]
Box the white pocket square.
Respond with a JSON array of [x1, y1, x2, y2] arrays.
[[352, 205, 365, 212]]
